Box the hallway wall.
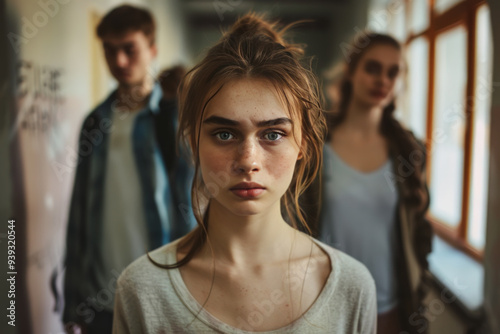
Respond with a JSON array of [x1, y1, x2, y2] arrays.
[[3, 1, 187, 333]]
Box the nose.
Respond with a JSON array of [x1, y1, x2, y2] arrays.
[[232, 138, 261, 174], [115, 50, 129, 68], [377, 71, 393, 88]]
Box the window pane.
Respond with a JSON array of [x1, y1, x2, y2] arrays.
[[404, 37, 429, 139], [388, 1, 406, 41], [467, 5, 492, 250], [410, 0, 429, 34], [434, 0, 463, 14], [429, 26, 467, 227]]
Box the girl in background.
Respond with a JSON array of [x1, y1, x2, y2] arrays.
[[314, 33, 432, 334], [112, 14, 377, 334]]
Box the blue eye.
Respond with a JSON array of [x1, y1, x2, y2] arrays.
[[264, 132, 283, 141], [215, 131, 233, 141]]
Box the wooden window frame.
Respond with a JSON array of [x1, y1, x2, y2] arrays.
[[397, 0, 488, 261]]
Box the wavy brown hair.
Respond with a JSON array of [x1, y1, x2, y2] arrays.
[[149, 13, 327, 269], [327, 32, 429, 215]]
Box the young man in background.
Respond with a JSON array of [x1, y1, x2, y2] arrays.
[[62, 5, 194, 333]]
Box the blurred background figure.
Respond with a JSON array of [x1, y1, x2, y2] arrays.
[[61, 5, 194, 333], [310, 33, 432, 334], [323, 62, 344, 113], [158, 65, 187, 101]]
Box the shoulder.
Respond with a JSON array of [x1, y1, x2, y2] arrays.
[[117, 240, 179, 289], [406, 129, 427, 148], [312, 238, 377, 329], [114, 240, 191, 332], [80, 91, 117, 129], [402, 129, 428, 154], [388, 129, 428, 174], [314, 239, 375, 294], [404, 130, 429, 174], [80, 109, 99, 130]]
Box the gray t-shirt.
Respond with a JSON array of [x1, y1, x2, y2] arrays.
[[113, 238, 377, 333], [95, 110, 150, 311]]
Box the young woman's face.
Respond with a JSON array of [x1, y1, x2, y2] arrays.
[[198, 78, 302, 217], [350, 44, 401, 108]]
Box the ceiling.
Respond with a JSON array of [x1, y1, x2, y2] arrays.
[[181, 0, 348, 29]]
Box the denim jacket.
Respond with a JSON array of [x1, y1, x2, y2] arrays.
[[62, 84, 195, 323]]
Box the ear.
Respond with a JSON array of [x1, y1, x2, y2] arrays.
[[297, 138, 305, 160]]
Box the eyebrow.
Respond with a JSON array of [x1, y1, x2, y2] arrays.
[[203, 116, 293, 127], [103, 42, 135, 50], [366, 59, 400, 69]]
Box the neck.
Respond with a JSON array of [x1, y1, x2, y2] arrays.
[[342, 99, 384, 136], [203, 200, 295, 267], [116, 78, 154, 111]]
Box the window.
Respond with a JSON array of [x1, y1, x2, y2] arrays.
[[466, 4, 492, 250], [434, 0, 463, 14], [387, 0, 492, 260], [430, 26, 467, 227], [403, 37, 428, 139], [409, 0, 429, 34]]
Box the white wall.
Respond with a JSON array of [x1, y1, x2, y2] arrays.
[[3, 0, 187, 333]]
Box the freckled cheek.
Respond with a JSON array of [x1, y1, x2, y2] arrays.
[[264, 150, 298, 182], [199, 145, 234, 181], [200, 148, 225, 166]]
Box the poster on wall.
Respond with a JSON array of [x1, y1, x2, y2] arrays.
[[14, 58, 82, 334]]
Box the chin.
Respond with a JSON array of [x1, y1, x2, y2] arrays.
[[213, 197, 267, 217], [120, 79, 138, 87], [113, 75, 137, 87], [227, 202, 263, 217], [378, 101, 393, 110], [366, 99, 388, 109]]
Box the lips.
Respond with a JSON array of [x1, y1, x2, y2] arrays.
[[114, 70, 131, 78], [370, 90, 387, 99], [229, 182, 266, 199]]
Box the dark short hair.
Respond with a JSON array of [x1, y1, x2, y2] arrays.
[[96, 4, 156, 45]]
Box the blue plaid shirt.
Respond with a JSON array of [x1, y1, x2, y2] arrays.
[[62, 84, 195, 323]]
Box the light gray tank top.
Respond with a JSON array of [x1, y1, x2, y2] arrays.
[[319, 144, 399, 313]]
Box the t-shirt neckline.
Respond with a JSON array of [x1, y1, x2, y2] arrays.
[[325, 144, 392, 177], [166, 238, 339, 333]]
